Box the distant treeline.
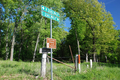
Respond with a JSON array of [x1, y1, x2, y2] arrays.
[[0, 0, 120, 63]]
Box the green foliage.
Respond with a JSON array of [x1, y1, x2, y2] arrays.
[[0, 0, 67, 61], [63, 0, 119, 62]]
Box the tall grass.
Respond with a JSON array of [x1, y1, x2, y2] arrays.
[[0, 60, 41, 80], [0, 60, 120, 80], [62, 62, 120, 80]]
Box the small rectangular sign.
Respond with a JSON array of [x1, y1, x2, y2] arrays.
[[46, 38, 56, 49]]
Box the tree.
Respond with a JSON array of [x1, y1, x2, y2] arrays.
[[0, 0, 67, 61], [64, 0, 117, 62]]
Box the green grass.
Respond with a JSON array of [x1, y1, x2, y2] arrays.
[[0, 60, 41, 80], [62, 63, 120, 80], [0, 60, 120, 80]]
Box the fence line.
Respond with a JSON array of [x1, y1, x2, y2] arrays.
[[47, 56, 75, 69]]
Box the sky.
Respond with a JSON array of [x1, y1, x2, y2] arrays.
[[64, 0, 120, 32]]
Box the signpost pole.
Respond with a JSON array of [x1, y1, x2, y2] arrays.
[[41, 5, 58, 80], [50, 8, 53, 80]]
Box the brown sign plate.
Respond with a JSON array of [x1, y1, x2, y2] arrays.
[[46, 38, 56, 49]]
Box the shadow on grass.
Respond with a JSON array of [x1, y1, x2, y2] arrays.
[[18, 69, 39, 76]]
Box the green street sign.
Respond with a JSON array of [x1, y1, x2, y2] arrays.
[[41, 11, 59, 22], [41, 5, 60, 17]]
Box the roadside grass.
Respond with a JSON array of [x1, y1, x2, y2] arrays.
[[0, 60, 42, 80], [0, 60, 120, 80], [62, 62, 120, 80]]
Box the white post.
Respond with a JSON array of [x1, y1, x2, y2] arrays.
[[75, 54, 78, 70], [41, 53, 47, 78], [78, 63, 81, 73], [86, 53, 88, 62], [90, 59, 92, 68]]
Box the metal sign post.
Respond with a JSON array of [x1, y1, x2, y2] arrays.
[[50, 8, 53, 80], [41, 5, 59, 80]]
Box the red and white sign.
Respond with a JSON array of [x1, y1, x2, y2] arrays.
[[46, 38, 56, 49]]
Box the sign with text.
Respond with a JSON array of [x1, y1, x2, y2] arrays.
[[41, 5, 59, 17], [41, 11, 59, 22], [46, 38, 56, 49], [41, 5, 60, 22]]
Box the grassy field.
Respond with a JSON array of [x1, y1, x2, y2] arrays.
[[0, 60, 120, 80]]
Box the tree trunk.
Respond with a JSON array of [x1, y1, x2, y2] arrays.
[[93, 26, 96, 62], [43, 38, 45, 47], [86, 53, 88, 62], [32, 33, 40, 62], [105, 55, 107, 63], [10, 16, 19, 61], [75, 28, 81, 73], [10, 26, 16, 61], [5, 28, 9, 60], [77, 39, 80, 55], [93, 53, 96, 62], [75, 28, 80, 55], [32, 17, 43, 62]]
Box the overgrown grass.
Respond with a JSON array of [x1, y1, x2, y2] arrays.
[[62, 62, 120, 80], [0, 60, 42, 80], [0, 60, 120, 80]]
